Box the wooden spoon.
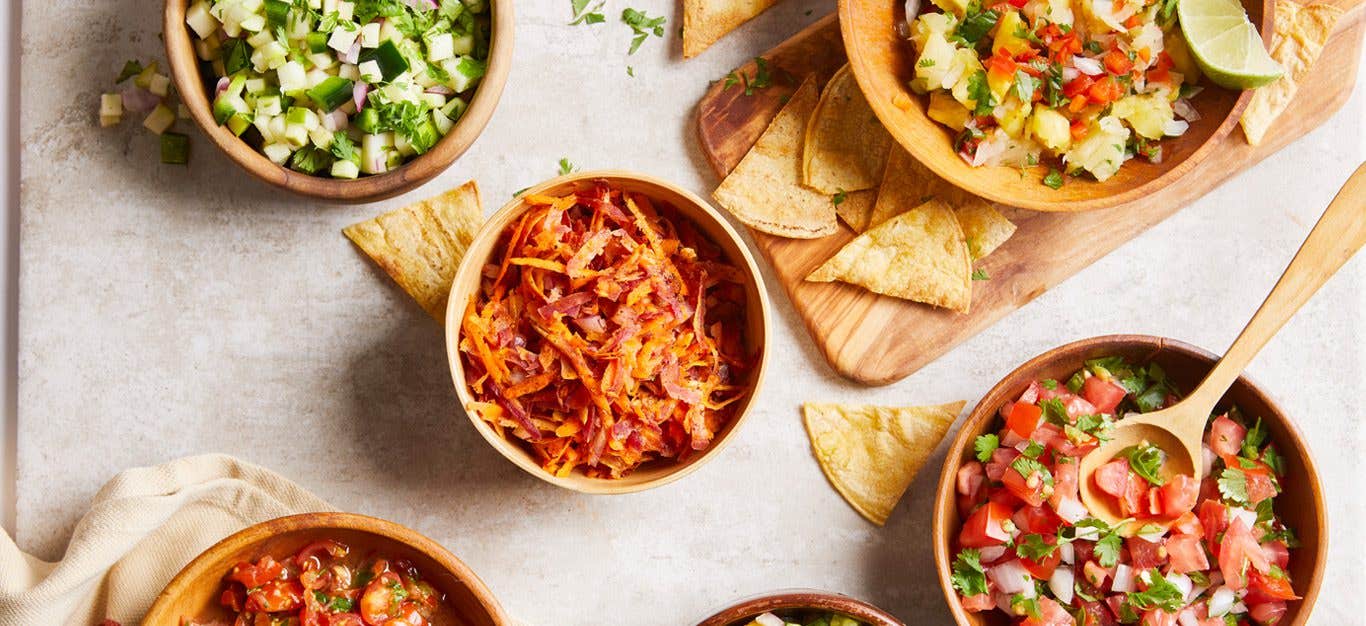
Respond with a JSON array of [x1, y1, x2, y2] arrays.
[[1078, 162, 1366, 527]]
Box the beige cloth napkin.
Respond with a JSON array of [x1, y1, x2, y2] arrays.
[[0, 454, 334, 626]]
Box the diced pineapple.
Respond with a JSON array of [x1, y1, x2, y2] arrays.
[[986, 68, 1013, 104], [1165, 31, 1202, 84], [931, 0, 971, 17], [950, 50, 987, 107], [993, 11, 1033, 56], [1111, 94, 1173, 139], [994, 94, 1033, 138], [1063, 115, 1130, 181], [1038, 0, 1075, 27], [912, 34, 958, 93], [912, 13, 957, 51], [928, 91, 972, 130], [1030, 107, 1072, 152]]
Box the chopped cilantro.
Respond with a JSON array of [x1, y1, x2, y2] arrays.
[[1043, 168, 1064, 189], [1040, 379, 1058, 391], [1011, 456, 1054, 486], [1015, 533, 1058, 560], [1261, 444, 1286, 477], [1021, 440, 1045, 459], [1013, 70, 1041, 103], [832, 189, 848, 207], [950, 548, 989, 596], [626, 65, 634, 77], [966, 70, 997, 116], [621, 8, 666, 55], [749, 57, 773, 93], [1040, 397, 1069, 425], [1011, 594, 1042, 620], [1094, 531, 1123, 567], [1242, 417, 1268, 459], [954, 2, 1000, 46], [974, 433, 1000, 462], [569, 0, 606, 25], [1122, 442, 1166, 486], [1127, 569, 1186, 611], [972, 268, 991, 281], [1217, 467, 1249, 505], [919, 58, 936, 68]]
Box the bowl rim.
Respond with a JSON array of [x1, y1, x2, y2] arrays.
[[836, 0, 1274, 213], [162, 0, 514, 204], [694, 589, 906, 626], [443, 169, 773, 494], [930, 334, 1327, 626], [142, 511, 512, 625]]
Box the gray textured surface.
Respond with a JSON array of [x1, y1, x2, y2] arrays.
[[15, 0, 1366, 624]]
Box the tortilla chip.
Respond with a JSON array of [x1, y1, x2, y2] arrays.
[[955, 199, 1017, 260], [713, 76, 838, 239], [344, 181, 484, 322], [804, 401, 966, 525], [802, 65, 895, 194], [807, 198, 973, 312], [1241, 0, 1343, 145], [835, 189, 878, 232], [683, 0, 784, 58]]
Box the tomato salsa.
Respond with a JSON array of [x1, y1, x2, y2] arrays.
[[951, 357, 1299, 625], [459, 181, 753, 479], [198, 540, 461, 626]]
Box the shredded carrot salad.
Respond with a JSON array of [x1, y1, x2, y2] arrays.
[[459, 180, 754, 479]]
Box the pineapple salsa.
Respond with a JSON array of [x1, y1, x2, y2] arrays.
[[906, 0, 1205, 183], [184, 0, 491, 178]]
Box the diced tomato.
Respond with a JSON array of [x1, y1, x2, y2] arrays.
[[961, 592, 995, 612], [1147, 52, 1174, 84], [1022, 537, 1064, 579], [1086, 76, 1123, 105], [987, 48, 1019, 76], [1019, 505, 1065, 535], [1004, 462, 1052, 507], [1050, 457, 1080, 509], [295, 540, 348, 571], [957, 461, 985, 496], [1017, 381, 1043, 405], [1121, 473, 1148, 517], [326, 615, 365, 626], [1095, 459, 1130, 497], [1249, 602, 1288, 625], [1083, 559, 1110, 588], [987, 446, 1022, 481], [1007, 402, 1044, 437], [1079, 600, 1120, 626], [1126, 537, 1164, 570], [1208, 416, 1247, 456], [1105, 596, 1128, 622], [1072, 539, 1096, 565], [1021, 597, 1076, 626], [1261, 540, 1290, 568], [960, 501, 1013, 547], [1198, 500, 1228, 549], [220, 586, 246, 612], [989, 486, 1025, 509], [1246, 471, 1278, 505], [228, 556, 285, 589], [1165, 534, 1210, 573], [1061, 394, 1097, 420], [1160, 474, 1201, 517], [1081, 377, 1126, 414], [1064, 75, 1093, 98], [1220, 517, 1271, 589], [1070, 116, 1090, 138], [1246, 568, 1300, 603], [1141, 608, 1177, 626], [245, 579, 305, 613], [1146, 486, 1164, 517], [1103, 50, 1134, 75], [1172, 511, 1204, 537]]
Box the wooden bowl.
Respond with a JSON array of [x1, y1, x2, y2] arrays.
[[163, 0, 513, 203], [838, 0, 1273, 212], [932, 335, 1326, 625], [444, 171, 772, 494], [143, 512, 511, 625], [696, 590, 904, 626]]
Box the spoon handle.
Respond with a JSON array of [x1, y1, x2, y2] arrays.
[[1185, 162, 1366, 415]]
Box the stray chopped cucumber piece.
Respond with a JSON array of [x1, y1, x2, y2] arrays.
[[160, 133, 190, 164]]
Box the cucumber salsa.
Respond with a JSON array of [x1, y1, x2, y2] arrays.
[[951, 356, 1299, 626], [185, 0, 492, 178]]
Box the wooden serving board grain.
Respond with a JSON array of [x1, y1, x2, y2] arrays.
[[696, 5, 1365, 386]]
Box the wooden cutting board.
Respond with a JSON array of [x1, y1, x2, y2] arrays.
[[696, 5, 1365, 386]]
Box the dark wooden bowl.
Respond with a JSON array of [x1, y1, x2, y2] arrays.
[[143, 512, 511, 625], [932, 335, 1326, 625], [444, 171, 772, 493], [696, 590, 905, 626], [163, 0, 513, 203], [838, 0, 1273, 212]]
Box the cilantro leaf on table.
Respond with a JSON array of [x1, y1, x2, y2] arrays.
[[972, 267, 991, 281], [621, 8, 666, 55], [569, 0, 606, 25], [558, 157, 576, 175]]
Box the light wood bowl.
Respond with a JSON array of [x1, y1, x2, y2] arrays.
[[838, 0, 1273, 212], [444, 171, 772, 494], [143, 512, 511, 625], [163, 0, 513, 203], [696, 590, 904, 626], [932, 335, 1326, 626]]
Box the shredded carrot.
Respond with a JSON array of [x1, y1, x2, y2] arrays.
[[459, 180, 753, 479]]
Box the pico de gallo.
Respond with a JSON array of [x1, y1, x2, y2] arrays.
[[198, 540, 462, 626], [951, 356, 1300, 625], [904, 0, 1205, 184], [739, 611, 866, 626]]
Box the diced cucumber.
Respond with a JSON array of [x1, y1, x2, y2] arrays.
[[353, 107, 380, 133], [147, 74, 171, 97], [357, 60, 382, 83], [308, 52, 335, 70], [239, 13, 266, 33], [450, 32, 474, 56], [338, 63, 360, 80], [462, 0, 486, 13], [305, 32, 329, 53], [246, 28, 275, 50], [307, 76, 355, 111], [264, 0, 290, 28], [419, 92, 446, 110], [426, 33, 454, 62], [160, 132, 190, 164], [431, 109, 453, 135], [360, 22, 381, 48], [262, 142, 293, 164], [441, 96, 467, 121], [133, 62, 159, 89], [309, 126, 335, 149], [360, 132, 391, 173], [328, 23, 360, 53], [227, 111, 253, 136], [100, 93, 123, 117], [358, 40, 409, 81], [255, 94, 283, 116], [331, 159, 360, 178], [143, 104, 177, 134], [407, 119, 439, 154], [276, 60, 308, 93], [336, 0, 355, 21]]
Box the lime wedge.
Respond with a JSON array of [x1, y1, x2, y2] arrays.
[[1178, 0, 1284, 89]]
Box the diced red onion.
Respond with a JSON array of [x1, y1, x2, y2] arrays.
[[1055, 497, 1088, 524], [1208, 587, 1236, 617], [979, 545, 1008, 563], [1061, 66, 1081, 82], [215, 76, 231, 97], [401, 0, 438, 9], [121, 86, 161, 114], [1178, 608, 1202, 626], [1167, 572, 1194, 602], [1229, 506, 1257, 529], [988, 560, 1031, 594], [1112, 564, 1136, 592], [1202, 445, 1217, 477], [1073, 56, 1104, 75], [425, 85, 455, 96], [342, 41, 361, 65], [1174, 99, 1202, 122], [353, 81, 370, 111], [1058, 541, 1075, 564], [994, 592, 1014, 613], [322, 110, 348, 131], [1049, 567, 1075, 605], [1001, 430, 1025, 447]]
